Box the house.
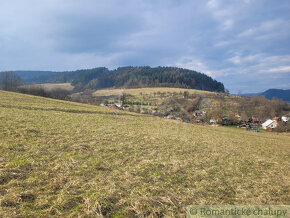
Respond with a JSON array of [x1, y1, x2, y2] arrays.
[[235, 114, 241, 121], [251, 123, 258, 127], [251, 116, 259, 123], [238, 123, 247, 129], [114, 103, 122, 108], [109, 103, 123, 110], [281, 116, 289, 122], [262, 119, 277, 129], [272, 116, 280, 121], [193, 110, 206, 117], [217, 117, 222, 123], [210, 119, 216, 124], [221, 117, 228, 125], [164, 115, 174, 119]]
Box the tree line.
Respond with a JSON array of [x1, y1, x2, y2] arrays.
[[16, 66, 225, 92], [0, 71, 23, 91], [0, 71, 71, 100]]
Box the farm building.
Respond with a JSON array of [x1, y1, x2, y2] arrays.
[[262, 119, 277, 129]]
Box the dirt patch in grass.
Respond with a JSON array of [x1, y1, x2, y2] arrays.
[[1, 199, 19, 208], [0, 164, 32, 185], [20, 193, 36, 203]]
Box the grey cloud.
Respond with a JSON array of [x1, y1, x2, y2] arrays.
[[54, 15, 143, 53], [0, 0, 289, 93]]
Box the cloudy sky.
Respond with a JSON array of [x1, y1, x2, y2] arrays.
[[0, 0, 289, 93]]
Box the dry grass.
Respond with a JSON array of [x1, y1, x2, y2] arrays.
[[93, 87, 217, 97], [0, 90, 289, 217], [20, 83, 74, 91]]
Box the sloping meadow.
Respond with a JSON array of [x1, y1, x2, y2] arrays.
[[0, 91, 289, 217]]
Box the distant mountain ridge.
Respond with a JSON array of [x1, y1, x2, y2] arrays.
[[243, 89, 290, 102], [261, 89, 290, 102], [13, 66, 225, 92]]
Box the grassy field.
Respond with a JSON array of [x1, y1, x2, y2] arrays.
[[92, 87, 223, 110], [20, 83, 74, 91], [92, 87, 245, 119], [0, 90, 289, 217], [93, 87, 218, 97]]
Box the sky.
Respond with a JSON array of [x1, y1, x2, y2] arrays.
[[0, 0, 289, 93]]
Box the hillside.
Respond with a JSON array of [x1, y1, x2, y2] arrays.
[[243, 89, 290, 102], [0, 90, 289, 217], [261, 89, 290, 102], [90, 87, 288, 124], [14, 66, 225, 92], [93, 87, 217, 97]]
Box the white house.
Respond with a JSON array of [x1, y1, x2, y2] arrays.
[[114, 103, 122, 108], [281, 116, 289, 122], [262, 119, 277, 129], [210, 119, 216, 124]]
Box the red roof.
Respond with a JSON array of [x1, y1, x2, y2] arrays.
[[252, 116, 259, 122]]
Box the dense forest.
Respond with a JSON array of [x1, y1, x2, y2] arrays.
[[261, 89, 290, 102], [243, 89, 290, 102], [15, 66, 225, 92]]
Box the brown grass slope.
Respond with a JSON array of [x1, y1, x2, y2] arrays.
[[0, 90, 289, 217]]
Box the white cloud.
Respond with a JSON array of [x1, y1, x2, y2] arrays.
[[222, 19, 234, 30], [175, 56, 214, 77], [238, 19, 286, 38], [206, 0, 237, 31], [227, 54, 262, 65], [228, 56, 241, 64], [260, 66, 290, 74], [0, 0, 289, 93], [214, 40, 235, 47], [206, 0, 220, 9]]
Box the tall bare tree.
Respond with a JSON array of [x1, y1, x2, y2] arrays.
[[0, 71, 23, 91]]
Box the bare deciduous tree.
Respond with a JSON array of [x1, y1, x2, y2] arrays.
[[0, 71, 23, 91]]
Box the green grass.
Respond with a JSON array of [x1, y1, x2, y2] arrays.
[[0, 90, 289, 217]]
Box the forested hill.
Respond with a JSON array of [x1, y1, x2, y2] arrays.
[[16, 66, 225, 92], [243, 89, 290, 102], [261, 89, 290, 102]]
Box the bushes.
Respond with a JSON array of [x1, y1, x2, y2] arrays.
[[17, 86, 72, 100], [185, 97, 200, 112], [274, 121, 290, 132]]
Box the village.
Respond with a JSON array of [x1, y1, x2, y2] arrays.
[[101, 101, 290, 132]]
